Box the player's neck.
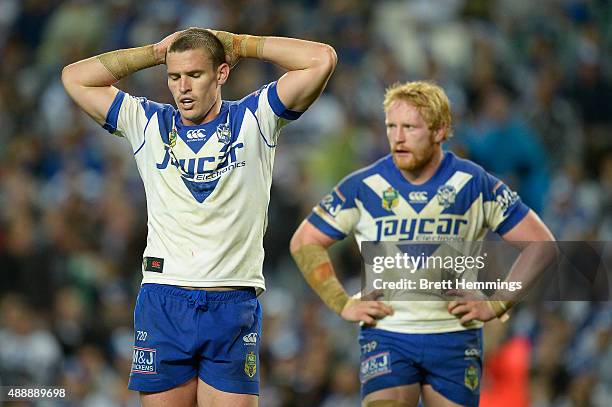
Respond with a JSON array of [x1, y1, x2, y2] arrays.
[[182, 94, 223, 126], [398, 147, 444, 185]]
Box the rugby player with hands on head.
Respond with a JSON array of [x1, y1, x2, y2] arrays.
[[62, 26, 336, 407]]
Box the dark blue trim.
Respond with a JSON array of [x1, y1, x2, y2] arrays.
[[102, 91, 125, 133], [181, 177, 221, 204], [133, 117, 151, 156], [307, 212, 346, 240], [241, 89, 276, 148], [496, 203, 529, 235], [267, 82, 303, 120]]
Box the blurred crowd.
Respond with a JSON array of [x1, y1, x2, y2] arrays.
[[0, 0, 610, 406]]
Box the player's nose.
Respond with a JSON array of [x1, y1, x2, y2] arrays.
[[179, 76, 191, 92], [390, 128, 405, 143]]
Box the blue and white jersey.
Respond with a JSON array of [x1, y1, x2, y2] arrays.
[[308, 152, 529, 333], [103, 82, 301, 291]]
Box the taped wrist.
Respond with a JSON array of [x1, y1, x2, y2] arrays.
[[487, 300, 515, 322], [234, 34, 266, 59], [97, 45, 157, 81], [211, 30, 265, 59], [291, 244, 349, 315]]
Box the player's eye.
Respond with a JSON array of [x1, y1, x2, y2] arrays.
[[190, 73, 201, 78], [169, 75, 179, 81]]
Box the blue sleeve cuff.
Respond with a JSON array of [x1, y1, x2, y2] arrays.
[[102, 91, 126, 134], [267, 82, 303, 120], [496, 203, 530, 236], [307, 212, 346, 240]]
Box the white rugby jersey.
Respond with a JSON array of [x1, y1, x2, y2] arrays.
[[308, 152, 529, 333], [103, 82, 301, 291]]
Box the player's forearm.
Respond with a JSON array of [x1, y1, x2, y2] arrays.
[[495, 240, 558, 301], [487, 240, 558, 321], [291, 244, 350, 315], [62, 45, 162, 88]]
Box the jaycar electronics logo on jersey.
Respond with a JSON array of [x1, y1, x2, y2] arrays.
[[131, 346, 157, 374]]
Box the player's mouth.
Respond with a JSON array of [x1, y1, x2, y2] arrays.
[[179, 97, 196, 110], [393, 148, 412, 157]]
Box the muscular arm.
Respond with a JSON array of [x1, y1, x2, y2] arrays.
[[209, 31, 337, 112], [449, 210, 557, 323], [290, 220, 348, 314], [61, 56, 122, 125], [61, 33, 177, 125], [496, 210, 557, 301], [290, 220, 392, 324], [262, 37, 337, 112]]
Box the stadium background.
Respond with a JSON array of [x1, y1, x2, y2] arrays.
[[0, 0, 610, 406]]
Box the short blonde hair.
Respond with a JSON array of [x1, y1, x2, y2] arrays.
[[383, 81, 452, 140]]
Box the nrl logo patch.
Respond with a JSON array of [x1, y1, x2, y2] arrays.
[[244, 351, 257, 378], [464, 365, 479, 391], [436, 184, 456, 208], [382, 187, 399, 210], [216, 123, 231, 145], [168, 129, 178, 147]]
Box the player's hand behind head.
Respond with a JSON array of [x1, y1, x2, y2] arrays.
[[206, 29, 241, 69], [154, 30, 186, 64]]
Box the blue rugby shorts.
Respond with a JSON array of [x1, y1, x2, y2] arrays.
[[128, 284, 262, 394]]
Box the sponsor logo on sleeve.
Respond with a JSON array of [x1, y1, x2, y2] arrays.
[[494, 184, 519, 215], [319, 189, 345, 218]]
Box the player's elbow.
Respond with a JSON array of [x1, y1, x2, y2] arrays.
[[61, 64, 73, 88], [314, 44, 337, 78], [289, 229, 306, 255], [61, 63, 81, 92]]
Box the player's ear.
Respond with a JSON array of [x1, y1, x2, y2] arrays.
[[217, 62, 230, 85], [432, 127, 446, 144]]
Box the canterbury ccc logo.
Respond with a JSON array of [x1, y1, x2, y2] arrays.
[[408, 191, 428, 203], [186, 129, 206, 139], [243, 332, 258, 344]]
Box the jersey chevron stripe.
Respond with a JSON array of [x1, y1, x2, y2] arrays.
[[420, 171, 473, 217], [363, 174, 417, 217]]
